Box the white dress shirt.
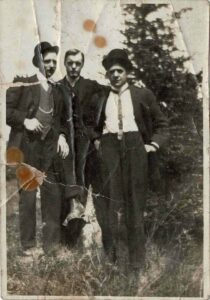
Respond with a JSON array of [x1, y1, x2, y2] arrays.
[[103, 83, 138, 135]]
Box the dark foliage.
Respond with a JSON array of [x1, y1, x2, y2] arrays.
[[122, 4, 203, 247]]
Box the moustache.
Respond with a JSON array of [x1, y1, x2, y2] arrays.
[[46, 67, 56, 74]]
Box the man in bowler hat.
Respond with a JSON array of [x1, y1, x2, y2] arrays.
[[6, 42, 75, 255], [91, 49, 168, 272]]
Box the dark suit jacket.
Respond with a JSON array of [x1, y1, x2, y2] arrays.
[[6, 75, 71, 149], [59, 76, 105, 138], [6, 74, 77, 195], [6, 75, 75, 172], [71, 76, 103, 107], [88, 84, 169, 191], [89, 85, 168, 147]]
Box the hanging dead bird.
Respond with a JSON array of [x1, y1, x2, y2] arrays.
[[61, 194, 88, 249]]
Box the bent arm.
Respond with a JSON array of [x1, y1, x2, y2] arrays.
[[6, 85, 28, 128], [147, 90, 169, 148]]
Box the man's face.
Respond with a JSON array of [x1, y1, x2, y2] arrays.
[[106, 64, 128, 88], [65, 53, 84, 79], [42, 51, 57, 78]]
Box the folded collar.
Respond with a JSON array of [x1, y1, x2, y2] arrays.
[[110, 82, 129, 95]]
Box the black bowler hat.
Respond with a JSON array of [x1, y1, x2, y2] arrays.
[[32, 41, 59, 67], [102, 48, 133, 71]]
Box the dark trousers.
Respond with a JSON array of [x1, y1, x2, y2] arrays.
[[19, 131, 67, 251], [75, 134, 101, 189], [19, 170, 61, 251], [94, 132, 148, 268], [75, 134, 90, 187]]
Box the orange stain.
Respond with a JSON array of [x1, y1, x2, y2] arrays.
[[16, 165, 40, 191], [83, 19, 96, 32], [6, 147, 24, 165], [94, 36, 107, 48]]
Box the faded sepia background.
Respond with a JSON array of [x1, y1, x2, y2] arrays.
[[0, 0, 208, 298], [0, 0, 208, 138], [0, 0, 207, 81]]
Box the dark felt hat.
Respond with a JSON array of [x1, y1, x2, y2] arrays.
[[32, 41, 59, 67], [102, 48, 133, 71]]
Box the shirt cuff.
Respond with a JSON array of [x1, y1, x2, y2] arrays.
[[151, 141, 159, 150], [59, 133, 66, 139]]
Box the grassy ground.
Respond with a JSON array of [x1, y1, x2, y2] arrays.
[[6, 178, 203, 297]]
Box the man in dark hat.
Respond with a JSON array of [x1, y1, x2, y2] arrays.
[[91, 49, 168, 272], [6, 41, 76, 255]]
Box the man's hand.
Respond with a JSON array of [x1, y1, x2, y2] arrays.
[[94, 139, 100, 151], [144, 144, 157, 153], [24, 118, 43, 132], [57, 134, 69, 159]]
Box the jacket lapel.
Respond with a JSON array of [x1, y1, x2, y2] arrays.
[[74, 77, 85, 104], [129, 85, 150, 142], [30, 75, 41, 109], [100, 86, 111, 117], [51, 85, 61, 116], [130, 85, 142, 124]]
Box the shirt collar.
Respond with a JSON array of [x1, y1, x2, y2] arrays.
[[36, 71, 56, 90], [110, 82, 129, 94], [36, 71, 47, 82]]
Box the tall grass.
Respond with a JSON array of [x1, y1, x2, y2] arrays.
[[6, 178, 202, 297]]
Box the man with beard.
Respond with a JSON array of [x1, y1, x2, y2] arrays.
[[6, 42, 75, 255]]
